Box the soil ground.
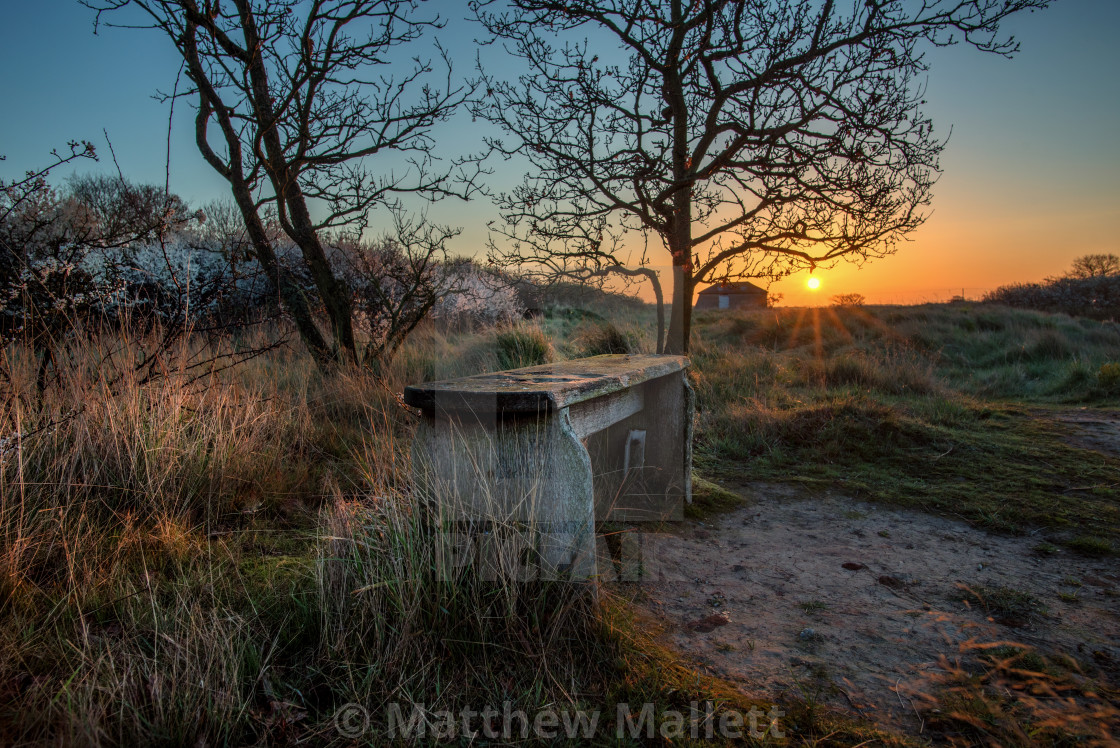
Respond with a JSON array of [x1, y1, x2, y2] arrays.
[[639, 414, 1120, 736], [1052, 408, 1120, 459]]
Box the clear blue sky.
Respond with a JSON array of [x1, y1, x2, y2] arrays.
[[1, 0, 1117, 304]]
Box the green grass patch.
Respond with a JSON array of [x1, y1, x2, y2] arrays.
[[692, 306, 1120, 541], [685, 476, 748, 520], [698, 392, 1120, 539], [495, 324, 553, 369], [1065, 535, 1115, 557], [952, 584, 1049, 627]]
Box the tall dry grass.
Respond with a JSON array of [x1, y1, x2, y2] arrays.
[[901, 639, 1120, 746], [0, 319, 742, 745], [8, 302, 1111, 744], [0, 325, 419, 742]]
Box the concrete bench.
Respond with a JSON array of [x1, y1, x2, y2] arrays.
[[404, 354, 693, 580]]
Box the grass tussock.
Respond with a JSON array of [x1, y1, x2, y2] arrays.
[[568, 320, 640, 357], [495, 323, 554, 369], [685, 477, 747, 520], [951, 583, 1049, 628]]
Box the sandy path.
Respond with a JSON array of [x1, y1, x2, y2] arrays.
[[1052, 408, 1120, 458], [638, 483, 1120, 732]]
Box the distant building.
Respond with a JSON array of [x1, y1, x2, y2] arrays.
[[695, 281, 768, 311]]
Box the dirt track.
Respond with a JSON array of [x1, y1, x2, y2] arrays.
[[1052, 408, 1120, 459], [639, 482, 1120, 732]]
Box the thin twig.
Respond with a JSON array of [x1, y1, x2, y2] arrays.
[[102, 129, 125, 183]]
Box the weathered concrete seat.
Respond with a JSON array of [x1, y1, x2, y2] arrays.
[[405, 354, 693, 580]]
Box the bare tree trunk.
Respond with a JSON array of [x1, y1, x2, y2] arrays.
[[278, 207, 357, 365], [663, 0, 692, 356], [227, 187, 335, 368], [648, 270, 666, 354], [180, 18, 335, 369], [234, 0, 357, 365], [664, 262, 692, 355]]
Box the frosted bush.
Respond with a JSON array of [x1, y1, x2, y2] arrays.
[[432, 264, 525, 327]]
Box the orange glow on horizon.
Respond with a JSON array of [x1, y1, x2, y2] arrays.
[[588, 193, 1118, 309]]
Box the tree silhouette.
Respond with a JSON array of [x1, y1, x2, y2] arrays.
[[1066, 253, 1120, 279], [85, 0, 483, 368], [830, 293, 866, 307], [473, 0, 1051, 352]]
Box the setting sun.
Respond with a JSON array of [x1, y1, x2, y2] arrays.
[[807, 277, 821, 290]]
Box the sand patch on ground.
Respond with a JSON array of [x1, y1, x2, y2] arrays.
[[1052, 408, 1120, 459], [638, 483, 1120, 734]]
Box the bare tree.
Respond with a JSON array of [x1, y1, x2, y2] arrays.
[[830, 293, 866, 307], [85, 0, 483, 368], [1065, 253, 1120, 280], [336, 215, 460, 365], [473, 0, 1051, 353]]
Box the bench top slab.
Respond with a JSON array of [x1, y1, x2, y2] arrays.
[[404, 354, 689, 415]]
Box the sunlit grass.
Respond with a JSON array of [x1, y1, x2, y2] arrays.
[[0, 320, 796, 746], [691, 305, 1120, 548], [1, 301, 1116, 744]]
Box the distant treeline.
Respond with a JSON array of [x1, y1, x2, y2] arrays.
[[984, 254, 1120, 322]]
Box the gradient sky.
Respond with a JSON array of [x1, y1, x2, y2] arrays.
[[1, 0, 1117, 306]]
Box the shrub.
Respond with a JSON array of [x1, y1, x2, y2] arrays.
[[984, 274, 1120, 321], [495, 326, 552, 369], [1098, 362, 1120, 393], [430, 262, 525, 328], [570, 321, 636, 356]]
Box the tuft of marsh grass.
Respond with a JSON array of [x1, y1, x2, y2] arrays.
[[495, 323, 553, 369], [952, 583, 1048, 627], [1065, 535, 1115, 558], [685, 476, 747, 520], [568, 320, 639, 357]]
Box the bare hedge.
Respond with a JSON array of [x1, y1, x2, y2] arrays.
[[983, 275, 1120, 321]]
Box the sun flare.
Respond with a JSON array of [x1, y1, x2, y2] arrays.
[[807, 277, 821, 290]]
